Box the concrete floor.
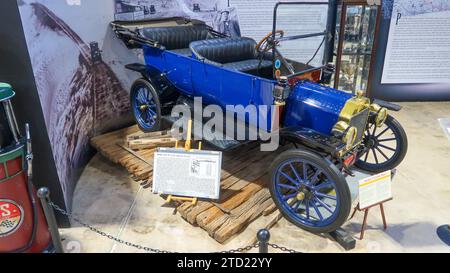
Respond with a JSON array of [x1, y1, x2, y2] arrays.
[[60, 102, 450, 253]]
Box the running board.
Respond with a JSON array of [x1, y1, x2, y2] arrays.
[[161, 115, 245, 151]]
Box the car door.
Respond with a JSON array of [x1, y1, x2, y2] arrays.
[[191, 59, 223, 104], [163, 52, 194, 96]]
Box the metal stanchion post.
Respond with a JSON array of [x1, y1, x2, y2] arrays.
[[257, 229, 270, 253], [37, 187, 64, 253]]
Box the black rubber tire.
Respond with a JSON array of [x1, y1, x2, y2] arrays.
[[355, 115, 408, 173], [268, 149, 352, 234], [130, 79, 162, 133]]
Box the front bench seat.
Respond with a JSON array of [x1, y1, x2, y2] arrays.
[[190, 37, 273, 72], [139, 25, 212, 56]]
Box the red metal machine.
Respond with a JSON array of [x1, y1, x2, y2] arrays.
[[0, 83, 53, 253]]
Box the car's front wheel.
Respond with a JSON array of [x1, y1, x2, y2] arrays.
[[269, 149, 351, 234], [355, 115, 408, 173]]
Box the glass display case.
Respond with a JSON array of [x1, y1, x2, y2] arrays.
[[333, 1, 380, 95]]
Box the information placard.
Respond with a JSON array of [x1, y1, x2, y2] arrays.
[[438, 118, 450, 142], [382, 0, 450, 84], [152, 148, 222, 200], [358, 171, 392, 210]]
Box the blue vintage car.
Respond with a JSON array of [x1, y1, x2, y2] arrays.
[[112, 2, 408, 234]]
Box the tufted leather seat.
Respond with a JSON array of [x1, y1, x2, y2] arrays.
[[222, 59, 272, 72], [190, 37, 273, 72], [170, 48, 193, 56], [139, 25, 212, 55]]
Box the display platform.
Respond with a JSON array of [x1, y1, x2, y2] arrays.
[[91, 125, 292, 243], [90, 125, 400, 249]]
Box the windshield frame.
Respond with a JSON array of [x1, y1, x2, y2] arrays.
[[271, 1, 332, 79]]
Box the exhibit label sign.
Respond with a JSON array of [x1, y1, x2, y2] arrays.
[[382, 0, 450, 84], [438, 118, 450, 142], [152, 148, 222, 200], [358, 171, 392, 209]]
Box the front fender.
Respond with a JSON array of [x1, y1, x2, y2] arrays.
[[372, 99, 402, 112], [280, 127, 345, 156]]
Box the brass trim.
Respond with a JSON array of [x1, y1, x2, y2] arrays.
[[338, 96, 371, 124], [370, 103, 388, 127], [296, 192, 306, 201], [344, 126, 358, 149], [334, 96, 372, 156]]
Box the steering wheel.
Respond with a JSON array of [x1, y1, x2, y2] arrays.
[[256, 30, 285, 53]]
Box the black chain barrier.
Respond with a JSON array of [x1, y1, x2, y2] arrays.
[[48, 201, 300, 254]]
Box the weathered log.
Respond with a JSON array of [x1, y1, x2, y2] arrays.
[[90, 125, 292, 243]]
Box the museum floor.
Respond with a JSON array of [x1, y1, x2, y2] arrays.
[[59, 102, 450, 253]]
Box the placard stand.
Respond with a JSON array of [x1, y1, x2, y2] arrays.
[[165, 119, 201, 206], [166, 195, 198, 206], [350, 198, 393, 240]]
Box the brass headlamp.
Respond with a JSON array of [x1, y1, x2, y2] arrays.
[[370, 103, 388, 127], [332, 121, 358, 150]]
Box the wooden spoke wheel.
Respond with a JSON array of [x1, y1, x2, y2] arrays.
[[130, 79, 162, 132], [269, 149, 351, 234], [356, 115, 408, 173]]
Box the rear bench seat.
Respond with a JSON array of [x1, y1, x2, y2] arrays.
[[189, 37, 273, 73], [139, 25, 212, 56]]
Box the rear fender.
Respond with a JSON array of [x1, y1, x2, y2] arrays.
[[126, 63, 178, 104], [125, 63, 164, 85]]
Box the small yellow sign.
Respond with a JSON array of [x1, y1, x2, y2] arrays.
[[358, 171, 392, 209]]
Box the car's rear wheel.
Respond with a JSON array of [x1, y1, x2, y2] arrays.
[[130, 79, 161, 132], [269, 149, 351, 234], [355, 115, 408, 173]]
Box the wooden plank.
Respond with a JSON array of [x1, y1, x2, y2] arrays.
[[179, 145, 291, 224], [220, 148, 265, 180], [213, 189, 273, 243], [177, 147, 268, 221], [180, 175, 243, 223], [263, 203, 277, 216], [90, 126, 291, 243], [126, 130, 170, 142], [180, 154, 272, 224], [204, 187, 271, 238], [221, 143, 259, 163], [128, 137, 177, 150], [117, 144, 153, 166], [196, 177, 266, 228]]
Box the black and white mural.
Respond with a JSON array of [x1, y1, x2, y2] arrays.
[[114, 0, 241, 37], [16, 0, 327, 207], [16, 0, 242, 207], [17, 0, 132, 206]]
